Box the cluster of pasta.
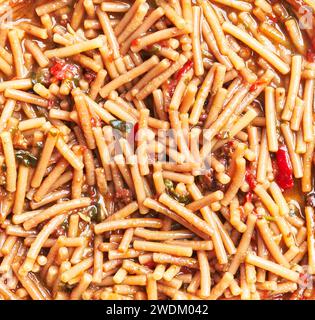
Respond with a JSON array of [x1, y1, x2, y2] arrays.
[[0, 0, 314, 300]]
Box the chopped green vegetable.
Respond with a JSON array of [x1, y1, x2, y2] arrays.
[[36, 141, 44, 149], [72, 76, 80, 87], [164, 179, 174, 190], [141, 44, 161, 60], [171, 192, 191, 205], [289, 209, 295, 217], [264, 215, 276, 222], [35, 106, 48, 118], [63, 282, 76, 292], [63, 77, 79, 90], [61, 218, 69, 231], [147, 44, 161, 54], [110, 120, 133, 133], [164, 179, 191, 204], [63, 79, 72, 89], [89, 203, 105, 223], [31, 68, 51, 87], [15, 150, 38, 168]]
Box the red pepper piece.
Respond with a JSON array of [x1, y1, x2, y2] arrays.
[[249, 79, 267, 92], [90, 116, 101, 128], [274, 145, 294, 190], [131, 38, 141, 47], [127, 122, 139, 147], [167, 60, 193, 97], [175, 60, 193, 81], [50, 59, 79, 81], [245, 167, 257, 190]]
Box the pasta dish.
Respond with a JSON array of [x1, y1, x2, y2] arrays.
[[0, 0, 314, 300]]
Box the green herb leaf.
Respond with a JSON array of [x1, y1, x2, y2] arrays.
[[31, 68, 51, 87], [171, 191, 192, 205], [88, 203, 104, 223], [264, 215, 276, 222], [289, 208, 297, 217], [110, 120, 133, 133], [164, 179, 174, 190], [164, 179, 191, 204], [147, 44, 161, 54], [61, 218, 69, 231], [15, 150, 38, 168]]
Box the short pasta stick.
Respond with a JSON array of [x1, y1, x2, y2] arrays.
[[45, 36, 105, 58], [1, 132, 17, 192]]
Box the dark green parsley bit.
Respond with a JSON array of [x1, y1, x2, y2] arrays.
[[164, 179, 174, 190], [15, 150, 38, 168], [110, 120, 133, 133], [31, 68, 51, 87], [88, 203, 105, 223], [147, 44, 161, 54], [171, 192, 192, 205], [289, 207, 297, 217], [61, 218, 69, 231], [164, 179, 191, 205]]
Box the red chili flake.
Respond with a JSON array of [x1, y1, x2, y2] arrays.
[[249, 80, 267, 92], [115, 188, 132, 201], [167, 79, 177, 98], [87, 186, 98, 202], [131, 38, 141, 47], [127, 122, 139, 147], [79, 145, 87, 153], [268, 14, 278, 23], [245, 167, 257, 190], [107, 53, 114, 63], [274, 145, 294, 190], [51, 225, 67, 238], [90, 116, 101, 128], [167, 60, 193, 98], [175, 60, 193, 82], [50, 59, 79, 81]]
